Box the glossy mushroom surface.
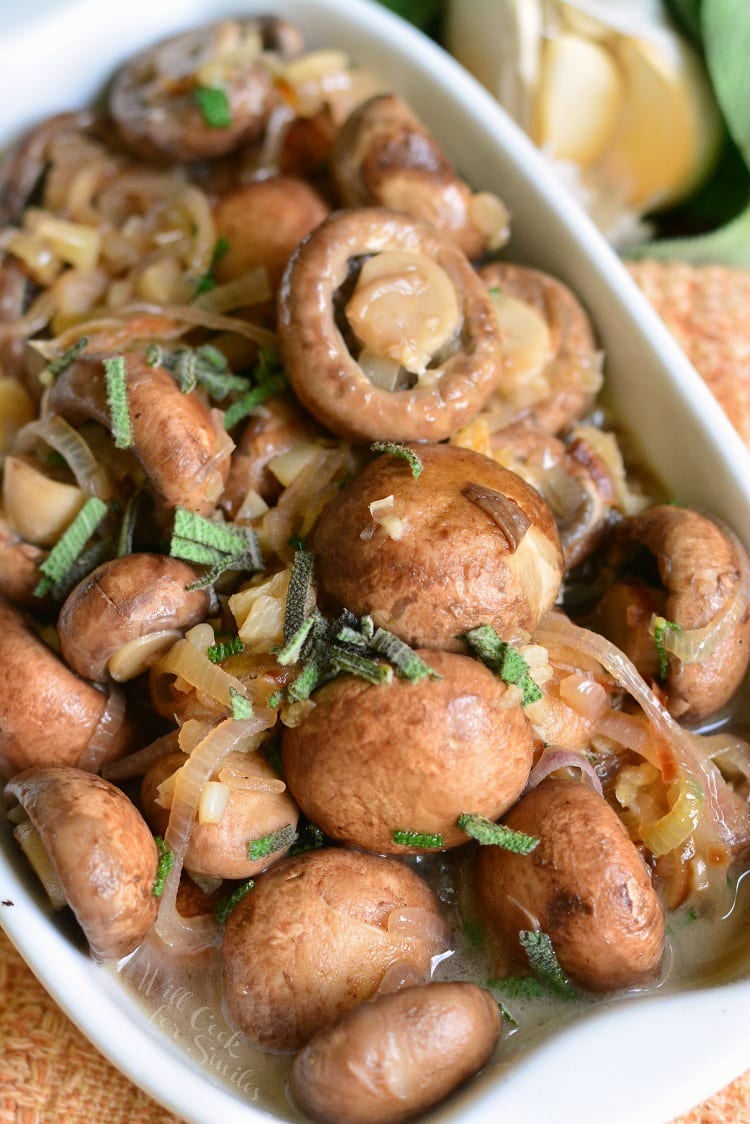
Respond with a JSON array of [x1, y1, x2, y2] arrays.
[[476, 778, 665, 992], [6, 764, 159, 961], [291, 982, 501, 1124], [278, 208, 504, 443], [222, 847, 443, 1050], [313, 442, 563, 648], [282, 650, 534, 852]]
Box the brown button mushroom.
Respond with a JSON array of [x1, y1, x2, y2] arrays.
[[277, 208, 504, 443], [213, 176, 328, 291], [222, 847, 444, 1050], [312, 442, 564, 649], [141, 749, 299, 880], [57, 554, 209, 682], [282, 650, 534, 853], [291, 981, 501, 1124], [331, 94, 509, 260], [6, 764, 159, 961], [0, 598, 134, 780], [593, 508, 746, 723], [46, 354, 232, 515], [476, 778, 665, 992], [109, 18, 303, 163], [221, 393, 324, 516], [477, 262, 602, 435], [488, 422, 619, 570]]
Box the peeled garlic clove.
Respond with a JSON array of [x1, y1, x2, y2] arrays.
[[598, 32, 722, 210], [536, 32, 624, 166]]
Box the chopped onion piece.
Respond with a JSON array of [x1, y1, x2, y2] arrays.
[[193, 266, 271, 313], [19, 415, 112, 500], [102, 731, 179, 780], [377, 959, 427, 995], [198, 780, 230, 824], [640, 778, 705, 857], [157, 638, 246, 708], [121, 300, 276, 349], [156, 710, 276, 952]]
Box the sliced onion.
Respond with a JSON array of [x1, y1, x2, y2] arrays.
[[527, 746, 603, 795], [534, 612, 750, 851], [639, 778, 705, 857], [376, 959, 427, 995], [193, 267, 271, 314], [386, 907, 453, 958], [102, 731, 180, 781], [217, 765, 286, 794], [13, 821, 67, 911], [121, 300, 276, 349], [461, 483, 530, 551], [198, 780, 230, 825], [156, 639, 247, 708], [557, 673, 609, 721], [263, 446, 348, 559], [77, 686, 127, 774], [156, 710, 276, 952], [0, 289, 57, 340]]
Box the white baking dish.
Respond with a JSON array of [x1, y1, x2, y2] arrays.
[[1, 2, 749, 1122]]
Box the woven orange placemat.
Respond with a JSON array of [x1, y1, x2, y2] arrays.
[[2, 260, 750, 1123]]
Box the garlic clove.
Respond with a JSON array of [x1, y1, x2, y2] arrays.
[[536, 32, 624, 167], [599, 32, 722, 210]]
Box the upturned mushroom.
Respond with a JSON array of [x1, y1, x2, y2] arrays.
[[0, 598, 133, 779], [282, 650, 534, 853], [291, 982, 501, 1124], [477, 262, 602, 435], [141, 748, 298, 880], [592, 505, 750, 722], [57, 554, 210, 682], [222, 847, 446, 1050], [312, 442, 564, 648], [277, 208, 504, 443], [476, 778, 665, 992], [331, 94, 509, 259], [487, 422, 620, 570], [46, 354, 232, 515], [109, 18, 304, 163], [6, 764, 159, 961]]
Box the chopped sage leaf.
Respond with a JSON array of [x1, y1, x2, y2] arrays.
[[215, 878, 254, 925], [370, 441, 423, 477], [152, 836, 174, 897], [370, 627, 440, 682], [276, 613, 319, 666], [223, 374, 287, 429], [194, 86, 232, 129], [229, 687, 253, 720], [283, 549, 316, 644], [464, 626, 542, 707], [207, 636, 244, 663], [652, 616, 682, 679], [487, 975, 544, 1000], [194, 236, 230, 296], [117, 493, 139, 558], [103, 356, 134, 450], [519, 930, 575, 998], [247, 823, 298, 861], [330, 648, 393, 685], [392, 829, 445, 849], [457, 812, 539, 854], [33, 497, 109, 597], [39, 335, 89, 385]]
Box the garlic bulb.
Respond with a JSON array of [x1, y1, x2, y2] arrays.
[[446, 0, 722, 244]]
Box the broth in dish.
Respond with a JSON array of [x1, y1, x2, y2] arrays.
[[1, 14, 749, 1123]]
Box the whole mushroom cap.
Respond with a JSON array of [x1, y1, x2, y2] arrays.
[[476, 778, 665, 992], [281, 650, 534, 853], [291, 981, 501, 1124], [312, 442, 564, 649], [58, 554, 209, 682], [6, 764, 159, 961], [0, 598, 133, 780], [222, 847, 443, 1050], [141, 749, 299, 879]]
